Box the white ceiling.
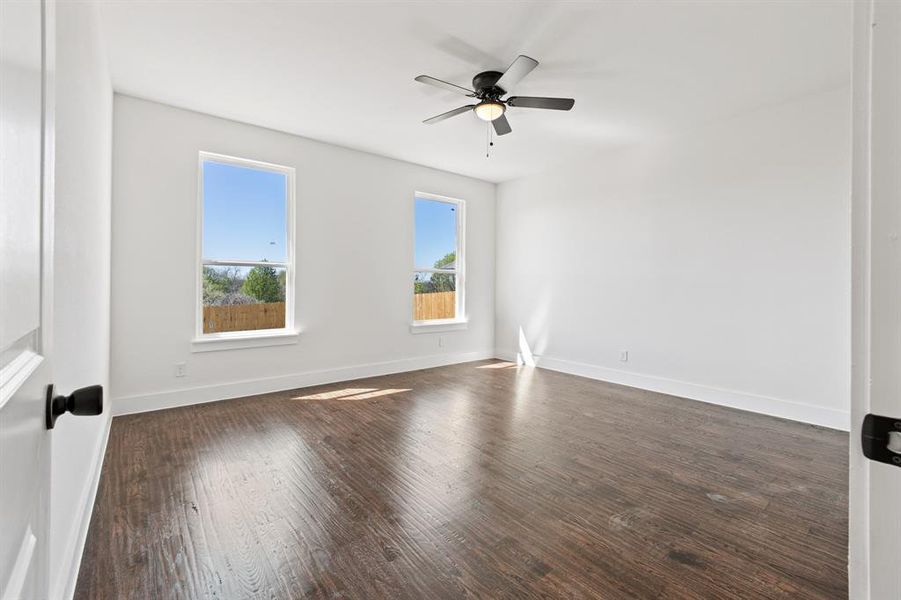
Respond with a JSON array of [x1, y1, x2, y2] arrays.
[[97, 0, 851, 183]]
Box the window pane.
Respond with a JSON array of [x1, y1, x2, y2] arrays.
[[413, 272, 455, 321], [202, 160, 287, 262], [202, 265, 286, 333], [414, 198, 457, 269]]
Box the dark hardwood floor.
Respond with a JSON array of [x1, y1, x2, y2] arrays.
[[75, 360, 848, 599]]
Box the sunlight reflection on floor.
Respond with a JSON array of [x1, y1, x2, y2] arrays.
[[476, 361, 518, 369], [293, 388, 376, 400], [340, 388, 411, 400], [293, 388, 411, 400]]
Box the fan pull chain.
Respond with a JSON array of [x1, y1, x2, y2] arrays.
[[485, 121, 495, 158]]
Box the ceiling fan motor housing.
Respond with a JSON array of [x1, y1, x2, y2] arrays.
[[472, 71, 506, 98]]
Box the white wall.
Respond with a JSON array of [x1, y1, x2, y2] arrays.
[[496, 87, 851, 430], [50, 2, 113, 599], [110, 96, 495, 414]]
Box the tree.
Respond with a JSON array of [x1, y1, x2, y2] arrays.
[[428, 252, 456, 292], [434, 252, 455, 269], [278, 270, 286, 299], [414, 252, 456, 294], [242, 265, 283, 303], [213, 292, 256, 306], [203, 266, 244, 304]]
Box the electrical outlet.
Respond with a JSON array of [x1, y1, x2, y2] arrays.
[[175, 362, 187, 377], [620, 351, 629, 362]]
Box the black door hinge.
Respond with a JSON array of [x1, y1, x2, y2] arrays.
[[862, 414, 901, 467]]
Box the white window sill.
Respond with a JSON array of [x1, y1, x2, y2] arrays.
[[409, 319, 468, 334], [191, 329, 300, 353]]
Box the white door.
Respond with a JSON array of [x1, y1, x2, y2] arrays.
[[0, 0, 55, 598], [850, 1, 901, 598]]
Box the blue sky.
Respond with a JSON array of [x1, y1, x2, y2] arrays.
[[203, 161, 286, 262], [203, 161, 456, 269], [415, 198, 457, 269]]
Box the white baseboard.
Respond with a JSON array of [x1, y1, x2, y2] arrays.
[[56, 411, 112, 600], [113, 350, 495, 416], [495, 350, 850, 431]]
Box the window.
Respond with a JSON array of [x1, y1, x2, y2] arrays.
[[412, 192, 465, 327], [195, 152, 295, 348]]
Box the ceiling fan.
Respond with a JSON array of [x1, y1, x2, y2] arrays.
[[415, 55, 575, 136]]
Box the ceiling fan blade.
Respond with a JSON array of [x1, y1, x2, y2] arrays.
[[506, 96, 575, 111], [423, 105, 475, 124], [415, 75, 475, 96], [495, 55, 539, 93], [492, 114, 512, 136]]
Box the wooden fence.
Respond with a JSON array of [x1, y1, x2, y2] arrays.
[[204, 293, 452, 332], [414, 291, 455, 321], [203, 302, 286, 333]]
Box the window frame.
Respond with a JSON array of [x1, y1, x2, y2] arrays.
[[193, 151, 297, 350], [411, 191, 466, 332]]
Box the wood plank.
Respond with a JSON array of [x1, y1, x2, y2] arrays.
[[413, 291, 455, 321], [75, 360, 848, 599], [203, 302, 285, 334]]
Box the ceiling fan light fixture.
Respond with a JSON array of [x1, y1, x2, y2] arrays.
[[474, 101, 505, 122]]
